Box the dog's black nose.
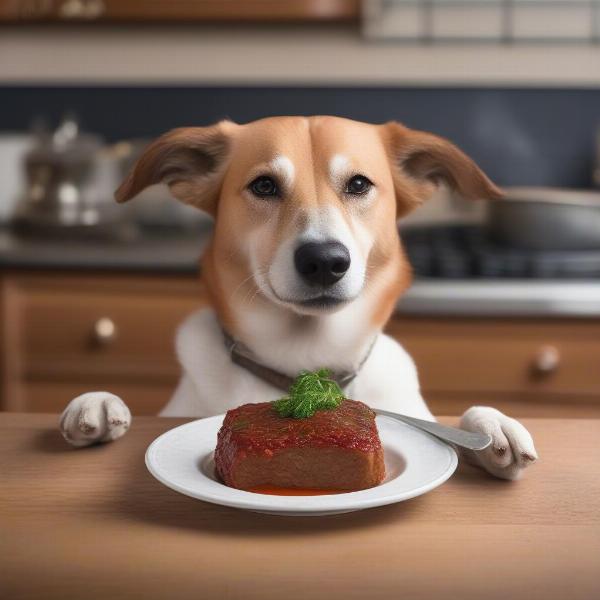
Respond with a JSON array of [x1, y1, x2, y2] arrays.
[[294, 241, 351, 287]]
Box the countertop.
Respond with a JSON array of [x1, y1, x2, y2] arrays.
[[1, 413, 599, 600], [2, 227, 600, 317], [0, 226, 210, 273]]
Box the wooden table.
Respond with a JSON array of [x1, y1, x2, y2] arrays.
[[1, 414, 599, 600]]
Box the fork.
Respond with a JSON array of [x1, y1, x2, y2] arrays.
[[374, 409, 492, 451]]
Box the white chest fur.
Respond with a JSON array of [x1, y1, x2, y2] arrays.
[[162, 307, 432, 419]]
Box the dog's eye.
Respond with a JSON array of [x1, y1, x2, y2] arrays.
[[249, 176, 279, 198], [345, 175, 373, 195]]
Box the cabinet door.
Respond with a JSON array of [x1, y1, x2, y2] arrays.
[[19, 380, 174, 415], [1, 273, 206, 414], [386, 317, 600, 418]]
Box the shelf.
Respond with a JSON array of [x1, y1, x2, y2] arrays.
[[0, 0, 360, 24]]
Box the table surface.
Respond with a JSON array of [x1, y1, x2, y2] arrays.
[[1, 413, 599, 600]]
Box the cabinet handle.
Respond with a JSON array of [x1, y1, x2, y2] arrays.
[[531, 345, 560, 376], [93, 317, 117, 345]]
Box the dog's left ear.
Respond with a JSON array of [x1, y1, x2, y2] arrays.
[[115, 120, 237, 215], [382, 122, 502, 216]]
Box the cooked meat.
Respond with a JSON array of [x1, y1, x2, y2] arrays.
[[214, 399, 385, 492]]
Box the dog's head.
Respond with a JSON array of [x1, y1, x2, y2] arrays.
[[116, 116, 500, 325]]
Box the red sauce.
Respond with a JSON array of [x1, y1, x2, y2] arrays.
[[248, 487, 346, 496], [218, 399, 380, 454]]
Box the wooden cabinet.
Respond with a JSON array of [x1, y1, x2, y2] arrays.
[[0, 273, 206, 414], [1, 270, 599, 417], [386, 317, 600, 418], [0, 0, 359, 23]]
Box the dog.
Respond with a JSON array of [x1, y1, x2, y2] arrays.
[[59, 116, 538, 480]]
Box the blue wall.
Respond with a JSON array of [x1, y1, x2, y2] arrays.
[[1, 85, 598, 188]]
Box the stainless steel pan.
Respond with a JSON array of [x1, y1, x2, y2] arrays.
[[487, 187, 600, 251]]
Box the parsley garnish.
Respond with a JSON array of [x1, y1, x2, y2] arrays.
[[273, 369, 344, 419]]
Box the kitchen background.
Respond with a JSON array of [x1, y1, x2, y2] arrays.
[[1, 0, 599, 418]]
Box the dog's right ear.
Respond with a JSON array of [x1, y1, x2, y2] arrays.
[[115, 120, 236, 215], [381, 121, 502, 217]]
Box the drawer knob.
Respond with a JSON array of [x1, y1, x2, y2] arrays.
[[93, 317, 117, 345], [532, 345, 560, 376]]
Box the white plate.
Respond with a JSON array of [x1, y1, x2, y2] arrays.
[[145, 415, 458, 516]]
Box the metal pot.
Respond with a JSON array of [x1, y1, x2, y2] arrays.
[[487, 187, 600, 251], [15, 115, 124, 234]]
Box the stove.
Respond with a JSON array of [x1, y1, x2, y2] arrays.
[[394, 224, 600, 317], [401, 225, 600, 280]]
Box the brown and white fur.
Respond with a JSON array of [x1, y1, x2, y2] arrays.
[[60, 116, 538, 480]]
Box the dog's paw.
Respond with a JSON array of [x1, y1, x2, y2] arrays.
[[459, 406, 538, 480], [59, 392, 131, 448]]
